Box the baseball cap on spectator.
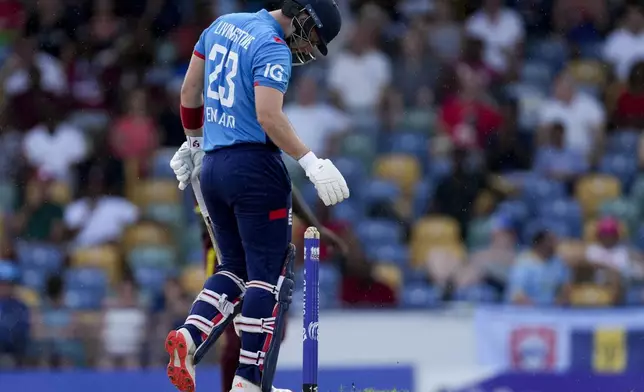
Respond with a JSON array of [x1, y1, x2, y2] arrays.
[[597, 217, 620, 238]]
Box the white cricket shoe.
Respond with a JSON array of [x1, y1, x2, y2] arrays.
[[165, 328, 196, 392], [229, 375, 293, 392]]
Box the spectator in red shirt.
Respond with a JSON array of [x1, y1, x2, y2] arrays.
[[613, 60, 644, 129], [438, 63, 504, 149]]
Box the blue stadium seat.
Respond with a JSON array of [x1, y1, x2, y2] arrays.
[[427, 158, 451, 182], [133, 266, 170, 294], [606, 130, 640, 156], [503, 83, 547, 130], [152, 148, 176, 178], [21, 267, 49, 292], [127, 246, 176, 270], [361, 179, 401, 205], [625, 285, 644, 306], [318, 263, 340, 292], [385, 132, 429, 161], [330, 199, 363, 223], [525, 39, 568, 69], [599, 154, 638, 191], [403, 267, 430, 285], [15, 241, 65, 272], [634, 225, 644, 251], [400, 283, 441, 308], [64, 288, 105, 310], [522, 177, 566, 210], [454, 284, 499, 303], [495, 199, 530, 226], [356, 219, 403, 247], [64, 268, 108, 291], [332, 156, 367, 188], [366, 243, 409, 266], [411, 178, 434, 219], [520, 60, 553, 88], [537, 199, 583, 238]]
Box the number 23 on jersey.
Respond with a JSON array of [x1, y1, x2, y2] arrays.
[[207, 44, 239, 108]]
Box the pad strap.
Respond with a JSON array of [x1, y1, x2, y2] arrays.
[[247, 277, 285, 301], [185, 314, 214, 335], [239, 349, 265, 366]]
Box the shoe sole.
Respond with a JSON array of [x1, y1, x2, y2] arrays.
[[165, 330, 195, 392]]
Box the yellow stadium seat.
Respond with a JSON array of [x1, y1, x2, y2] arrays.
[[133, 180, 180, 206], [372, 263, 402, 291], [412, 215, 461, 245], [575, 175, 621, 218], [71, 245, 122, 283], [373, 154, 421, 195], [566, 60, 607, 89], [584, 220, 628, 243], [122, 222, 172, 251], [17, 287, 40, 308], [557, 239, 586, 266], [569, 284, 617, 307], [181, 265, 206, 295], [49, 181, 72, 204]]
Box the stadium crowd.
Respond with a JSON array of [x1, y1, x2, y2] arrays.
[[2, 0, 644, 370]]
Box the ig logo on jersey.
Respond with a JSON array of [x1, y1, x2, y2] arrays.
[[263, 63, 285, 82]]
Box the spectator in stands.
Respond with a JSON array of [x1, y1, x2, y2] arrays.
[[612, 60, 644, 128], [99, 277, 146, 369], [64, 169, 139, 248], [603, 1, 644, 82], [24, 0, 77, 59], [0, 261, 30, 368], [465, 0, 525, 76], [33, 275, 82, 368], [433, 147, 493, 240], [10, 178, 65, 242], [109, 87, 158, 173], [506, 230, 571, 306], [22, 101, 88, 183], [0, 110, 24, 182], [485, 96, 532, 173], [533, 122, 588, 183], [463, 213, 520, 296], [284, 74, 350, 157], [339, 231, 397, 308], [552, 0, 608, 45], [586, 217, 643, 280], [328, 21, 391, 113], [3, 35, 67, 98], [438, 63, 504, 150], [537, 71, 606, 162], [426, 0, 462, 64], [151, 277, 191, 364]]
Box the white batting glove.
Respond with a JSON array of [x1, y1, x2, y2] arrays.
[[170, 142, 193, 190], [299, 152, 350, 206]]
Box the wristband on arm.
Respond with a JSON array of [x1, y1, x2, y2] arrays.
[[180, 104, 204, 131]]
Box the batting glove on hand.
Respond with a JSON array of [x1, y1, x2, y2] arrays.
[[299, 152, 350, 206], [170, 142, 193, 190]]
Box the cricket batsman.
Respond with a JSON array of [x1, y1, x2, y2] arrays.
[[198, 185, 348, 392], [166, 1, 349, 392]]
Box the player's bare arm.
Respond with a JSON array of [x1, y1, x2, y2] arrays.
[[181, 54, 206, 140], [255, 85, 310, 160]]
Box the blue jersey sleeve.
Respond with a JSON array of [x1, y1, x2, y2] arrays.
[[252, 37, 292, 94], [194, 29, 207, 59]]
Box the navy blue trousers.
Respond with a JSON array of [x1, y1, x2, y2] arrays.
[[200, 143, 292, 384]]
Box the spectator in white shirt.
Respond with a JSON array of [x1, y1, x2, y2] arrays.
[[3, 36, 67, 98], [64, 169, 139, 248], [586, 217, 642, 280], [22, 104, 88, 183], [537, 71, 605, 161], [603, 2, 644, 81], [284, 74, 350, 156], [328, 22, 392, 113], [465, 0, 525, 76]]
